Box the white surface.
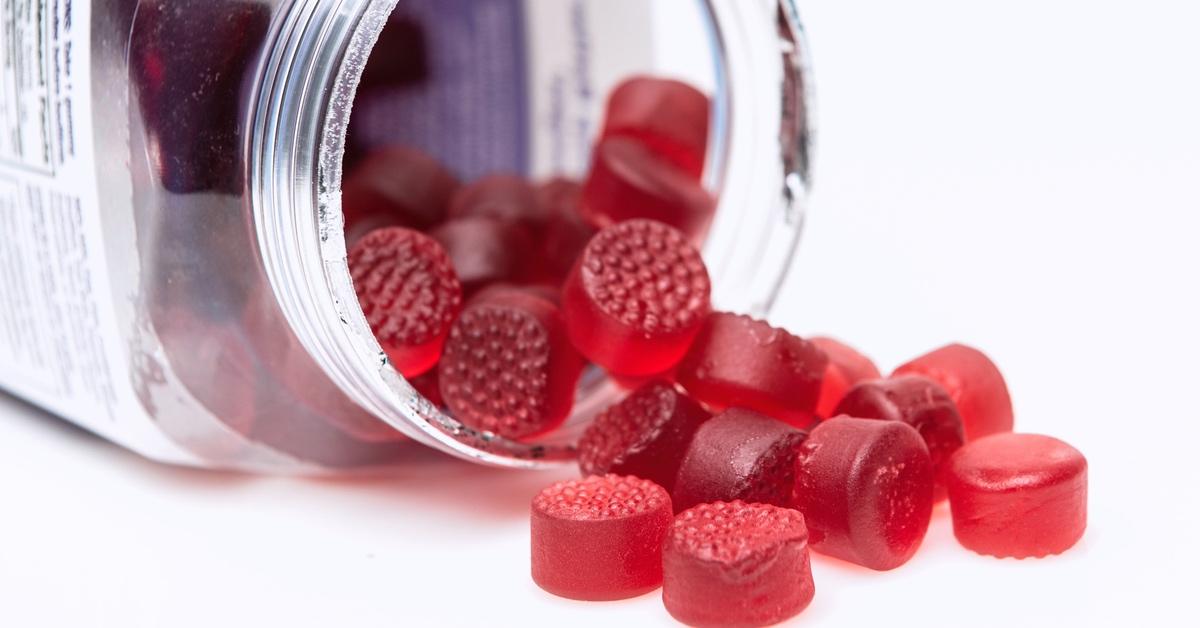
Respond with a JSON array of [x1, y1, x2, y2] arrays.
[[3, 0, 1199, 626]]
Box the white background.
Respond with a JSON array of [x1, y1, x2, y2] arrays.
[[2, 0, 1199, 626]]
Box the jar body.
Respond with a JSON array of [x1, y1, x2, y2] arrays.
[[0, 0, 812, 471]]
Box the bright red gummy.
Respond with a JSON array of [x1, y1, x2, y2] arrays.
[[536, 178, 596, 284], [811, 336, 882, 419], [793, 417, 934, 570], [531, 474, 673, 601], [676, 313, 828, 429], [947, 433, 1087, 558], [438, 289, 583, 440], [663, 501, 814, 628], [447, 174, 548, 230], [578, 381, 711, 492], [341, 147, 459, 235], [672, 409, 807, 513], [348, 227, 463, 377], [833, 375, 965, 500], [429, 217, 534, 295], [563, 219, 711, 376], [602, 76, 711, 180], [894, 343, 1015, 441], [581, 137, 716, 243]]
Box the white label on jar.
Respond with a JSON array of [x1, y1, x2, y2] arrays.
[[0, 0, 196, 463]]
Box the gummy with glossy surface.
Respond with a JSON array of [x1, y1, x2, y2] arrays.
[[531, 475, 673, 601], [602, 76, 711, 180], [563, 219, 711, 376], [429, 217, 534, 295], [663, 501, 814, 628], [793, 417, 934, 570], [578, 381, 711, 491], [438, 290, 582, 440], [341, 147, 460, 233], [672, 409, 807, 513], [894, 343, 1015, 441], [947, 433, 1087, 558], [348, 227, 463, 377], [676, 313, 828, 429], [447, 174, 548, 230], [811, 336, 882, 419]]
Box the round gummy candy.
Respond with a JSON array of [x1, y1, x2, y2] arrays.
[[341, 147, 459, 232], [438, 289, 583, 440], [601, 76, 711, 180], [793, 417, 934, 570], [671, 409, 808, 513], [947, 433, 1087, 559], [563, 219, 711, 376], [893, 343, 1015, 441], [348, 227, 463, 377], [676, 313, 828, 429], [578, 381, 711, 492], [662, 501, 815, 628], [811, 336, 881, 419], [535, 178, 596, 285], [531, 474, 673, 601], [429, 217, 535, 295], [447, 174, 548, 231]]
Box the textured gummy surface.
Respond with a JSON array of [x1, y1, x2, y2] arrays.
[[793, 417, 934, 570], [348, 227, 462, 377], [429, 217, 534, 295], [448, 174, 548, 228], [812, 336, 882, 419], [894, 343, 1015, 442], [341, 147, 459, 231], [531, 475, 673, 601], [602, 76, 711, 180], [438, 293, 582, 440], [672, 409, 808, 513], [563, 219, 711, 376], [947, 433, 1087, 558], [676, 313, 828, 428], [578, 381, 711, 492], [663, 501, 814, 627]]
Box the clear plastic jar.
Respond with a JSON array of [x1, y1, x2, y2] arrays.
[[0, 0, 812, 471]]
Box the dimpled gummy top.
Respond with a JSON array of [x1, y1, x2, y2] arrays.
[[579, 382, 678, 475], [533, 475, 670, 521], [580, 219, 710, 334], [349, 227, 462, 346], [670, 502, 808, 565]]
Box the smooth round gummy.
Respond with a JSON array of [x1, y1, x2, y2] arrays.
[[429, 217, 534, 295], [947, 433, 1087, 559], [578, 381, 711, 492], [447, 174, 548, 230], [438, 290, 583, 440], [531, 475, 673, 601], [672, 409, 807, 513], [663, 501, 814, 628], [676, 313, 828, 429], [601, 76, 711, 180], [811, 336, 882, 420], [348, 227, 463, 377], [833, 375, 966, 501], [793, 417, 934, 570], [563, 219, 711, 376], [894, 343, 1015, 442], [341, 147, 459, 232]]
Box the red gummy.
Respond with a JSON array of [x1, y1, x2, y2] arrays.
[[793, 417, 934, 570], [348, 227, 463, 377], [341, 147, 459, 234], [671, 409, 807, 513], [563, 219, 711, 376], [531, 474, 673, 601], [447, 174, 548, 230], [408, 369, 443, 408], [676, 313, 828, 429], [578, 381, 711, 492], [811, 336, 882, 419], [894, 343, 1015, 441], [581, 137, 716, 243], [947, 433, 1087, 558], [833, 375, 965, 501], [663, 502, 814, 628], [602, 76, 711, 180], [536, 178, 596, 284], [438, 290, 583, 440], [429, 217, 534, 295]]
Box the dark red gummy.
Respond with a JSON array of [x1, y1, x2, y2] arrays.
[[832, 375, 966, 501], [602, 76, 711, 180], [894, 343, 1015, 442], [429, 217, 534, 295], [578, 381, 711, 492], [536, 178, 596, 284], [671, 409, 807, 513], [531, 474, 673, 601], [341, 147, 460, 234], [793, 417, 934, 570], [811, 336, 882, 420], [581, 137, 716, 243], [447, 174, 548, 230], [663, 502, 814, 628], [408, 369, 443, 408], [947, 433, 1087, 558], [563, 219, 711, 376], [348, 227, 463, 377], [676, 313, 828, 429], [438, 290, 583, 440]]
